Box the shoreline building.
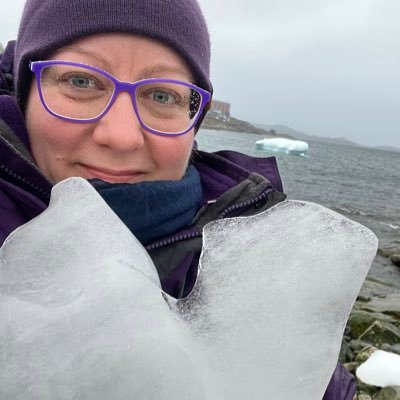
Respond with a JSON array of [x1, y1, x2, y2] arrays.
[[210, 100, 231, 117]]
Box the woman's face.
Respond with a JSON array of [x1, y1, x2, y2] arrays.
[[25, 33, 196, 184]]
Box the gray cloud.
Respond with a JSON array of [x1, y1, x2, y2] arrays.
[[199, 0, 400, 147]]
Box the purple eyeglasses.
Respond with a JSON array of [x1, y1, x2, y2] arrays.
[[29, 60, 212, 137]]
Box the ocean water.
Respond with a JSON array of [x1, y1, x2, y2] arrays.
[[196, 129, 400, 292]]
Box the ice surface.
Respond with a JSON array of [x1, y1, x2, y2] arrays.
[[0, 178, 208, 400], [356, 350, 400, 387], [255, 137, 309, 156], [182, 199, 378, 399], [0, 178, 378, 399]]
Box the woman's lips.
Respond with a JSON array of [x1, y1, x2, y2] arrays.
[[80, 164, 145, 183]]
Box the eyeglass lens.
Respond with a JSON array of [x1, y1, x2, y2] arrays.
[[39, 64, 203, 134]]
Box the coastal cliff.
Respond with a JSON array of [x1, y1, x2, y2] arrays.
[[202, 110, 291, 137]]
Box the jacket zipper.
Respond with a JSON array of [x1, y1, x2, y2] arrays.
[[219, 188, 273, 219], [0, 163, 50, 199], [146, 230, 202, 250], [146, 187, 274, 251]]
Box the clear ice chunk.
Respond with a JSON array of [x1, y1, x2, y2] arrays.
[[182, 199, 378, 399], [0, 178, 378, 399], [0, 178, 207, 400]]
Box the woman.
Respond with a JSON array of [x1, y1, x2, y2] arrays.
[[0, 0, 354, 398]]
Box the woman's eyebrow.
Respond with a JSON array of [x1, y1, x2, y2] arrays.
[[52, 46, 112, 69], [51, 47, 192, 80], [139, 65, 192, 80]]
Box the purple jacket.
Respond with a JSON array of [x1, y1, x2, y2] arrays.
[[0, 41, 355, 399]]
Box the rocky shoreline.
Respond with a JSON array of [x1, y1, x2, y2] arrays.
[[340, 249, 400, 399], [201, 110, 292, 137]]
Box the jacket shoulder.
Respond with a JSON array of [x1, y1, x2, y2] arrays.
[[193, 149, 284, 195]]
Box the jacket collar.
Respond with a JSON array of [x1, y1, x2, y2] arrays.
[[192, 149, 283, 203]]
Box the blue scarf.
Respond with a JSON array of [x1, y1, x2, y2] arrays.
[[90, 165, 202, 244]]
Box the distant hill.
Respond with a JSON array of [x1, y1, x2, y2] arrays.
[[373, 145, 400, 153], [255, 123, 400, 153], [202, 111, 291, 137], [254, 124, 360, 147], [202, 117, 400, 153]]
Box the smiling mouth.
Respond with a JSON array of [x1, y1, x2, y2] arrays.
[[80, 164, 146, 183]]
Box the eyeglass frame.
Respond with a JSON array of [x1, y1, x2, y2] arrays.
[[29, 60, 212, 137]]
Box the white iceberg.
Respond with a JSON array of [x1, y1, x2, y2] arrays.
[[0, 178, 378, 400], [255, 137, 309, 156], [356, 350, 400, 387]]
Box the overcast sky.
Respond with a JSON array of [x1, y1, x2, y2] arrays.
[[1, 0, 399, 148]]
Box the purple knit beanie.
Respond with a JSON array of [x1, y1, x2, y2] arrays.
[[14, 0, 212, 106]]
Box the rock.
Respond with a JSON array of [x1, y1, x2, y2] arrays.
[[381, 343, 400, 356], [356, 277, 397, 300], [359, 294, 400, 319], [377, 247, 400, 268], [356, 377, 380, 398], [348, 310, 396, 338], [378, 247, 399, 259], [350, 339, 375, 354], [358, 294, 373, 302], [357, 394, 373, 400], [343, 361, 359, 373], [339, 336, 354, 363], [355, 346, 378, 363], [357, 321, 400, 346], [390, 254, 400, 267], [372, 386, 400, 400]]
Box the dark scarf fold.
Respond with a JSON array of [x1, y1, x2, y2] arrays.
[[90, 165, 202, 244]]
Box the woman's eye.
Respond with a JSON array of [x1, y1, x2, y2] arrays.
[[67, 74, 96, 89], [150, 90, 179, 105]]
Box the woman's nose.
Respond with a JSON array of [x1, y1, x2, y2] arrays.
[[92, 92, 145, 152]]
